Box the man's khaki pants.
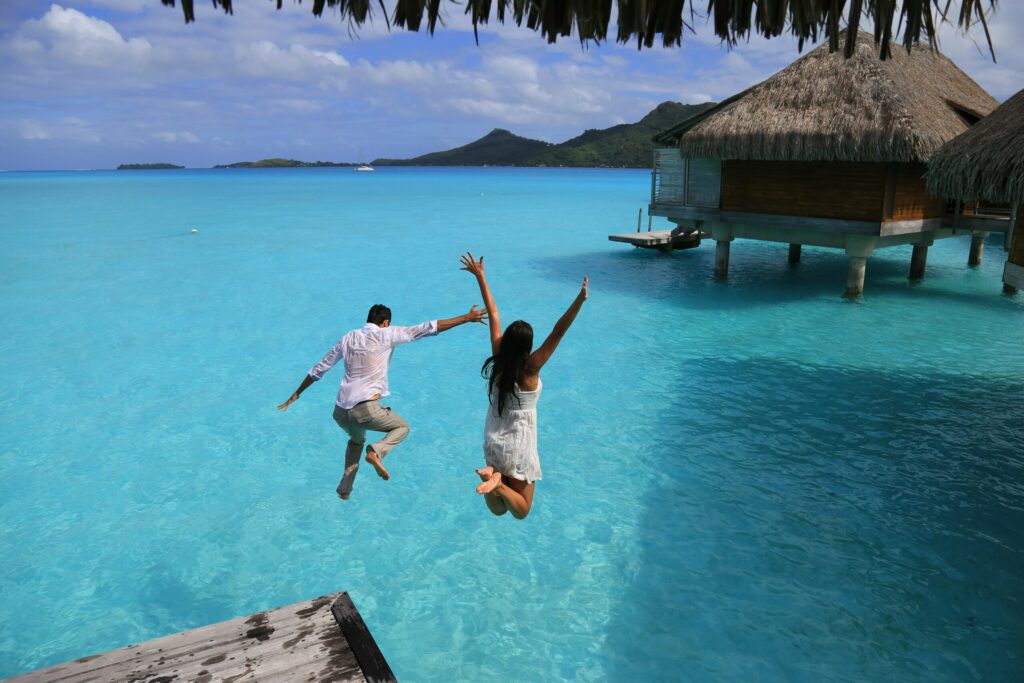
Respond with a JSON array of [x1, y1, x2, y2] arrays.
[[332, 400, 410, 496]]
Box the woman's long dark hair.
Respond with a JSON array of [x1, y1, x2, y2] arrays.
[[482, 320, 533, 417]]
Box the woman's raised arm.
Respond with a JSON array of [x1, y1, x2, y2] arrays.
[[460, 252, 502, 356], [528, 276, 588, 373]]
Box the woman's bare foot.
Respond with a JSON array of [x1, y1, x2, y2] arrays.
[[365, 447, 390, 480], [476, 466, 494, 481], [476, 471, 502, 495]]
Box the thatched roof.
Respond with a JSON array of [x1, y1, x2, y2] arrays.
[[159, 0, 998, 55], [925, 89, 1024, 204], [653, 32, 997, 163]]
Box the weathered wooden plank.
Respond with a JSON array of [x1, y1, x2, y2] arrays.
[[332, 594, 396, 683], [6, 593, 373, 683]]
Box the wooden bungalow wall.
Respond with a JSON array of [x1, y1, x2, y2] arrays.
[[888, 163, 945, 221], [719, 161, 942, 223]]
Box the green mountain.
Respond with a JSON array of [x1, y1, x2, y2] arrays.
[[372, 101, 715, 168], [213, 158, 355, 168], [373, 129, 552, 166]]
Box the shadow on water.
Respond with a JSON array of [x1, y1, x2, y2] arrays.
[[532, 242, 1018, 312], [602, 358, 1024, 681]]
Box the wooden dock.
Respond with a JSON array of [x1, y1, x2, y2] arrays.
[[5, 592, 396, 683], [607, 228, 705, 251]]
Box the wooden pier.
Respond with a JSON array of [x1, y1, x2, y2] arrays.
[[608, 228, 705, 251], [5, 592, 396, 683]]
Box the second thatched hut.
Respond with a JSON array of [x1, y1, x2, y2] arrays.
[[927, 88, 1024, 294]]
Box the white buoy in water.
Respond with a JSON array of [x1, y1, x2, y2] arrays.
[[191, 228, 198, 234]]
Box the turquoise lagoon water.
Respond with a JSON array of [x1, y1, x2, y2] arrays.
[[1, 167, 1022, 681]]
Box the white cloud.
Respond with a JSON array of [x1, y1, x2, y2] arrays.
[[16, 4, 152, 68], [81, 0, 150, 11], [154, 131, 199, 143], [233, 41, 349, 81], [356, 58, 441, 87], [271, 98, 328, 112], [19, 120, 51, 140], [17, 116, 103, 143]]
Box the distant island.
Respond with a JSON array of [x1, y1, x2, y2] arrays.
[[117, 163, 185, 170], [213, 158, 357, 168], [124, 102, 715, 171], [372, 101, 715, 168]]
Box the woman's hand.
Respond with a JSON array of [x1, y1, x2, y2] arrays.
[[277, 394, 298, 411], [459, 252, 485, 278], [465, 304, 488, 324], [579, 276, 589, 301]]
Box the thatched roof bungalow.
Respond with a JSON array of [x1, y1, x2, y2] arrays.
[[925, 89, 1024, 293], [641, 32, 1001, 296]]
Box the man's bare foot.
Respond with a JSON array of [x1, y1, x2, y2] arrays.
[[476, 466, 494, 482], [476, 471, 501, 495], [365, 447, 390, 480]]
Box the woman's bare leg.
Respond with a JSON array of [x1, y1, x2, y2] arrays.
[[477, 467, 507, 515], [478, 471, 534, 519]]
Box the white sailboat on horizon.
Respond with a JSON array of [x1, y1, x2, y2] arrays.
[[354, 147, 374, 171]]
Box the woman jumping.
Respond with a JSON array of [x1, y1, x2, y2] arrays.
[[459, 252, 588, 520]]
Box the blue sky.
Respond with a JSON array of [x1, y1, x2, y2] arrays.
[[0, 1, 1020, 170]]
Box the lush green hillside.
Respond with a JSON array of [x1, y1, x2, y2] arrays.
[[529, 101, 714, 167], [374, 129, 552, 166], [371, 101, 714, 168], [117, 163, 185, 170], [213, 158, 355, 168]]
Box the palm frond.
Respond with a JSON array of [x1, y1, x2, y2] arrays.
[[157, 0, 999, 58]]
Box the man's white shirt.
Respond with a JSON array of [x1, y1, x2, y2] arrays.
[[309, 321, 438, 409]]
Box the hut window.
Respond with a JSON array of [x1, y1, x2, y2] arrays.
[[685, 158, 722, 208]]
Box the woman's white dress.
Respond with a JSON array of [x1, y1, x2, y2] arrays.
[[483, 379, 542, 483]]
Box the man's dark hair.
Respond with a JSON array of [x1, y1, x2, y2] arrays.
[[367, 304, 392, 326]]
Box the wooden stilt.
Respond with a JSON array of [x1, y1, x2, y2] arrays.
[[909, 244, 929, 280], [844, 256, 867, 298], [1003, 282, 1019, 295], [714, 240, 730, 279], [968, 232, 987, 267], [788, 243, 801, 265]]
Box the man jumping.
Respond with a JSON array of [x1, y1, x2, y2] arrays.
[[278, 302, 486, 499]]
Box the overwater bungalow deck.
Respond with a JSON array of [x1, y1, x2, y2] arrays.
[[608, 227, 706, 251], [5, 592, 395, 683]]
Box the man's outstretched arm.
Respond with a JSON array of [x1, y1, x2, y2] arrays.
[[437, 304, 488, 332], [278, 374, 315, 411], [278, 337, 345, 410], [389, 305, 488, 345]]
